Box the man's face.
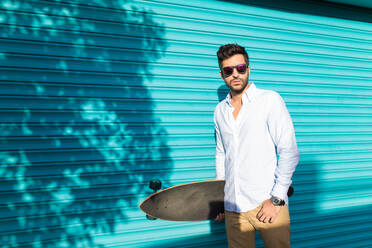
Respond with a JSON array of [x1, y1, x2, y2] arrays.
[[220, 54, 250, 94]]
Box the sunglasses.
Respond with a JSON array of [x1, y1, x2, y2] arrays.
[[222, 64, 249, 77]]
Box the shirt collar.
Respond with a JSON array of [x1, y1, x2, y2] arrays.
[[225, 82, 256, 107]]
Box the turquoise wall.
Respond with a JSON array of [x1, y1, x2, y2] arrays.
[[0, 0, 371, 247]]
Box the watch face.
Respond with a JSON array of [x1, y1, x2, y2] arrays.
[[271, 197, 284, 206]]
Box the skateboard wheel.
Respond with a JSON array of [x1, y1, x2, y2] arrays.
[[149, 179, 162, 192]]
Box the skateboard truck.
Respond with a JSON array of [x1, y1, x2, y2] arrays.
[[146, 179, 162, 220], [287, 185, 294, 197]]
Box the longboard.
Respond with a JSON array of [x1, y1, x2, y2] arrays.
[[139, 180, 225, 221]]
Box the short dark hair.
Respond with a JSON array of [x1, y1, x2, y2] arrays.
[[217, 44, 249, 69]]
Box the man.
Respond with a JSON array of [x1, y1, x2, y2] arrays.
[[214, 44, 300, 248]]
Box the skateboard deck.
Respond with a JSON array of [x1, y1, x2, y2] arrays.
[[139, 180, 225, 221]]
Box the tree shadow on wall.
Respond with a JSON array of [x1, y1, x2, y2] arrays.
[[0, 1, 169, 247]]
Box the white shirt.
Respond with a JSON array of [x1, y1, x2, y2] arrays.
[[214, 83, 300, 212]]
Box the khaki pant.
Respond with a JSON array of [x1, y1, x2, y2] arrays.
[[225, 205, 291, 248]]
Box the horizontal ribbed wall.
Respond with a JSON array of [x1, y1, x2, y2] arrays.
[[0, 0, 371, 247]]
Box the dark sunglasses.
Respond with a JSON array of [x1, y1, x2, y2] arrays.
[[222, 64, 249, 77]]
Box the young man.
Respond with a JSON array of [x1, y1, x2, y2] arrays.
[[214, 44, 300, 248]]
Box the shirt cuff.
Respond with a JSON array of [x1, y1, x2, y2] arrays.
[[271, 183, 289, 200]]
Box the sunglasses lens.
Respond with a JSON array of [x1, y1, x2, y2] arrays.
[[223, 64, 248, 77], [223, 67, 233, 77], [237, 64, 247, 73]]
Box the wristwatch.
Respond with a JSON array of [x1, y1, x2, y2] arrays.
[[270, 196, 285, 206]]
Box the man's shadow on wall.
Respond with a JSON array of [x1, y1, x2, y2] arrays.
[[217, 85, 230, 102]]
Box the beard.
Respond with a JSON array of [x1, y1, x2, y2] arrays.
[[228, 77, 249, 94]]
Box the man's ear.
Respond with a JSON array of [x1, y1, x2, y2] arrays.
[[247, 65, 251, 75], [219, 70, 224, 80]]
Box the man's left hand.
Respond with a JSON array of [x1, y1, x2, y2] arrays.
[[256, 199, 281, 223]]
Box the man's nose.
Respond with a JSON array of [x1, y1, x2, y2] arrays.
[[232, 68, 239, 77]]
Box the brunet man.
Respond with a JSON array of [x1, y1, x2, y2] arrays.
[[214, 44, 300, 248]]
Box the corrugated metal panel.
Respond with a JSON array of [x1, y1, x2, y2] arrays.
[[0, 0, 371, 247]]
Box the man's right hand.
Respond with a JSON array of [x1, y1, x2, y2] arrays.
[[215, 213, 225, 222]]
